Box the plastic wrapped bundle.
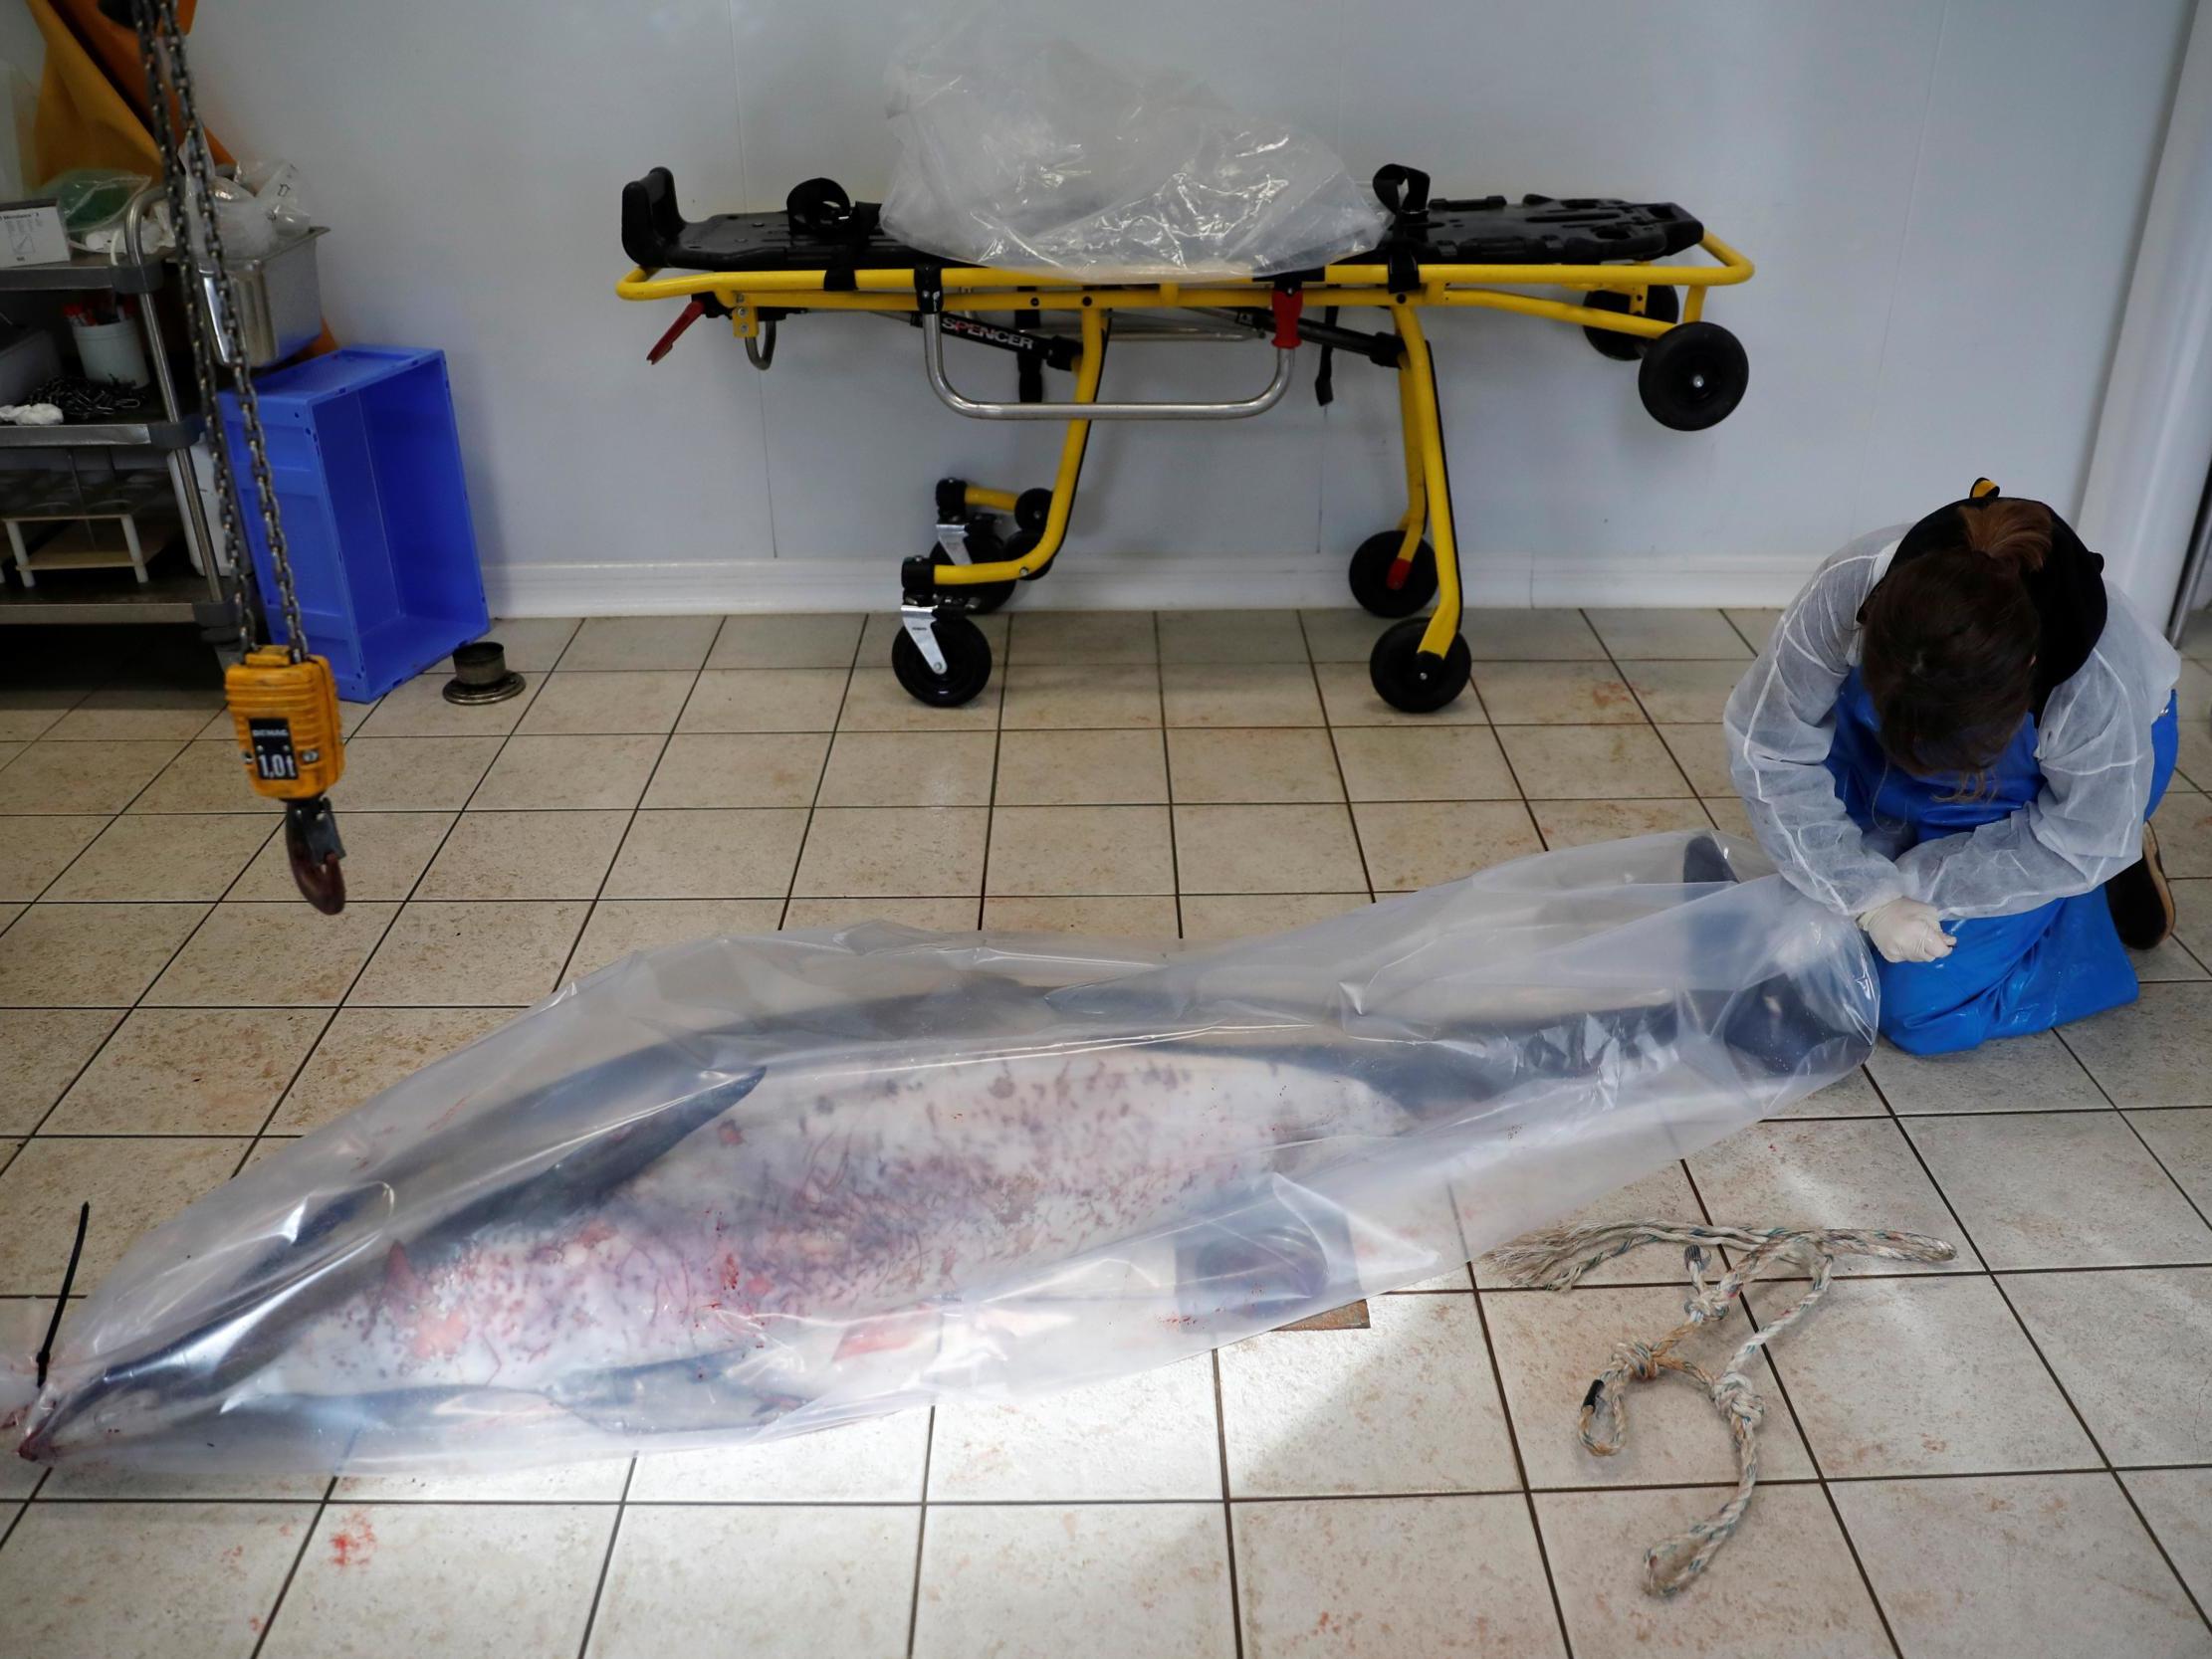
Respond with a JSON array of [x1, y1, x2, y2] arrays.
[[18, 832, 1874, 1477], [880, 12, 1389, 278]]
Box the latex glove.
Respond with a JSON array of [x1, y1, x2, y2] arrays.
[[1859, 898, 1954, 964]]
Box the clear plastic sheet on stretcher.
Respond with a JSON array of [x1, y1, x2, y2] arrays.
[[879, 10, 1389, 279], [15, 832, 1876, 1477]]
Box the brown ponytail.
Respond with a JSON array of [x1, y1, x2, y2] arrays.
[[1860, 500, 2048, 781]]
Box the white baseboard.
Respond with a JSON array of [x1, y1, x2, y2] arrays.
[[485, 551, 1819, 617]]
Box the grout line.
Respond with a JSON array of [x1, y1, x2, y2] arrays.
[[1150, 615, 1191, 937], [904, 1409, 936, 1659], [2051, 1022, 2212, 1237], [244, 1475, 337, 1659], [1466, 1262, 1576, 1658], [570, 1459, 637, 1659], [776, 629, 864, 931], [1209, 1352, 1246, 1659]]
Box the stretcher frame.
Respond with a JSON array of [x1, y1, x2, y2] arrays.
[[617, 233, 1753, 702]]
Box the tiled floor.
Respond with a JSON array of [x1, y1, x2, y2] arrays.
[[3, 606, 2212, 1658]]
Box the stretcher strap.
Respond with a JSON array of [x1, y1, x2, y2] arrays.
[[1490, 1219, 1957, 1596]]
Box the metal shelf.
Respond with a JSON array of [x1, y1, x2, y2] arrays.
[[0, 254, 166, 296], [0, 414, 199, 450], [0, 560, 207, 625]]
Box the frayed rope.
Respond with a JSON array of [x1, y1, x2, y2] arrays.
[[1490, 1219, 1955, 1597]]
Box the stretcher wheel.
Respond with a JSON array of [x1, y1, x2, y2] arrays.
[[1368, 618, 1470, 714], [1347, 531, 1438, 619], [891, 613, 993, 707], [1638, 321, 1748, 431], [930, 543, 1015, 614], [1582, 286, 1679, 359]]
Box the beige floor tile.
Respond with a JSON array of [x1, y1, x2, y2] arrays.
[[472, 733, 664, 810], [706, 611, 863, 669], [145, 901, 394, 1007], [557, 612, 723, 671], [627, 1408, 930, 1501], [2129, 1107, 2212, 1211], [515, 668, 695, 735], [323, 735, 501, 811], [1867, 1030, 2103, 1113], [1312, 660, 1487, 726], [0, 1500, 314, 1659], [565, 897, 782, 978], [353, 670, 539, 737], [1907, 1114, 2211, 1268], [837, 666, 999, 731], [1619, 659, 1745, 725], [0, 738, 19, 771], [987, 804, 1173, 896], [912, 1503, 1234, 1659], [1234, 1494, 1566, 1659], [274, 1005, 519, 1133], [1474, 661, 1642, 725], [1773, 1066, 1888, 1119], [1834, 1474, 2208, 1659], [1724, 606, 1782, 651], [1005, 608, 1158, 665], [1296, 606, 1391, 663], [1702, 794, 1754, 836], [455, 615, 578, 672], [817, 729, 995, 806], [228, 809, 453, 902], [586, 1506, 918, 1659], [47, 682, 225, 741], [331, 1460, 629, 1504], [2153, 788, 2212, 878], [1657, 723, 1734, 795], [982, 895, 1180, 936], [1538, 1484, 1888, 1659], [1474, 1161, 1704, 1288], [795, 805, 987, 898], [1167, 726, 1343, 803], [2136, 933, 2210, 982], [641, 730, 828, 808], [677, 667, 849, 732], [0, 1135, 242, 1292], [1000, 661, 1161, 729], [349, 901, 586, 1005], [1769, 1274, 2095, 1476], [2004, 1268, 2212, 1465], [265, 1503, 612, 1659], [0, 1008, 118, 1135], [0, 685, 84, 740], [2180, 723, 2212, 791], [2059, 982, 2212, 1107], [1177, 892, 1370, 941], [1218, 1292, 1518, 1495], [0, 901, 207, 1005], [993, 727, 1166, 805], [2122, 1469, 2212, 1607], [124, 738, 279, 814], [1355, 799, 1541, 891], [1159, 607, 1307, 663], [1330, 724, 1515, 801], [0, 814, 106, 900], [1534, 799, 1714, 850], [1462, 607, 1609, 661], [1498, 723, 1688, 799], [43, 812, 275, 902], [1176, 803, 1364, 893], [781, 896, 979, 931], [1687, 1119, 1976, 1274], [1162, 662, 1323, 727], [931, 1353, 1219, 1500], [1586, 608, 1752, 661], [416, 809, 629, 900], [1482, 1284, 1814, 1486], [49, 1006, 327, 1135], [0, 737, 183, 813]]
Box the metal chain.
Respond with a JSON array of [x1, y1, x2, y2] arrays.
[[129, 0, 306, 658]]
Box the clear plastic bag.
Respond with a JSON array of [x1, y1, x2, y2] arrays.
[[879, 10, 1389, 278], [18, 832, 1874, 1478]]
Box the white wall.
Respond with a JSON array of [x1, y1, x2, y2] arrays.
[[180, 0, 2194, 614]]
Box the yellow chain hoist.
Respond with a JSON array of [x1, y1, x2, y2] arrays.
[[121, 0, 346, 911]]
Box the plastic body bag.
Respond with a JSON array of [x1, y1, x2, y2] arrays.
[[20, 833, 1874, 1478], [879, 13, 1388, 278]]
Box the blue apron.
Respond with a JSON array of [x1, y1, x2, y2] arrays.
[[1824, 668, 2178, 1055]]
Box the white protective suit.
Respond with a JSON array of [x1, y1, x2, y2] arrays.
[[1725, 525, 2181, 922]]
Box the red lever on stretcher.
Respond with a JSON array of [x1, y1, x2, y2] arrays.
[[647, 298, 708, 364], [1270, 288, 1305, 348]]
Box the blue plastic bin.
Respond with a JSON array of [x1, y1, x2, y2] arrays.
[[222, 347, 489, 702]]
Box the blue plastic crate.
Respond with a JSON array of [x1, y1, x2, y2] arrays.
[[222, 347, 489, 702]]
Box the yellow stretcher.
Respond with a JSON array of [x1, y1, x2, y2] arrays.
[[616, 166, 1754, 713]]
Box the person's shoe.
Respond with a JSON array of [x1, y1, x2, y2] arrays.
[[2104, 822, 2175, 950]]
